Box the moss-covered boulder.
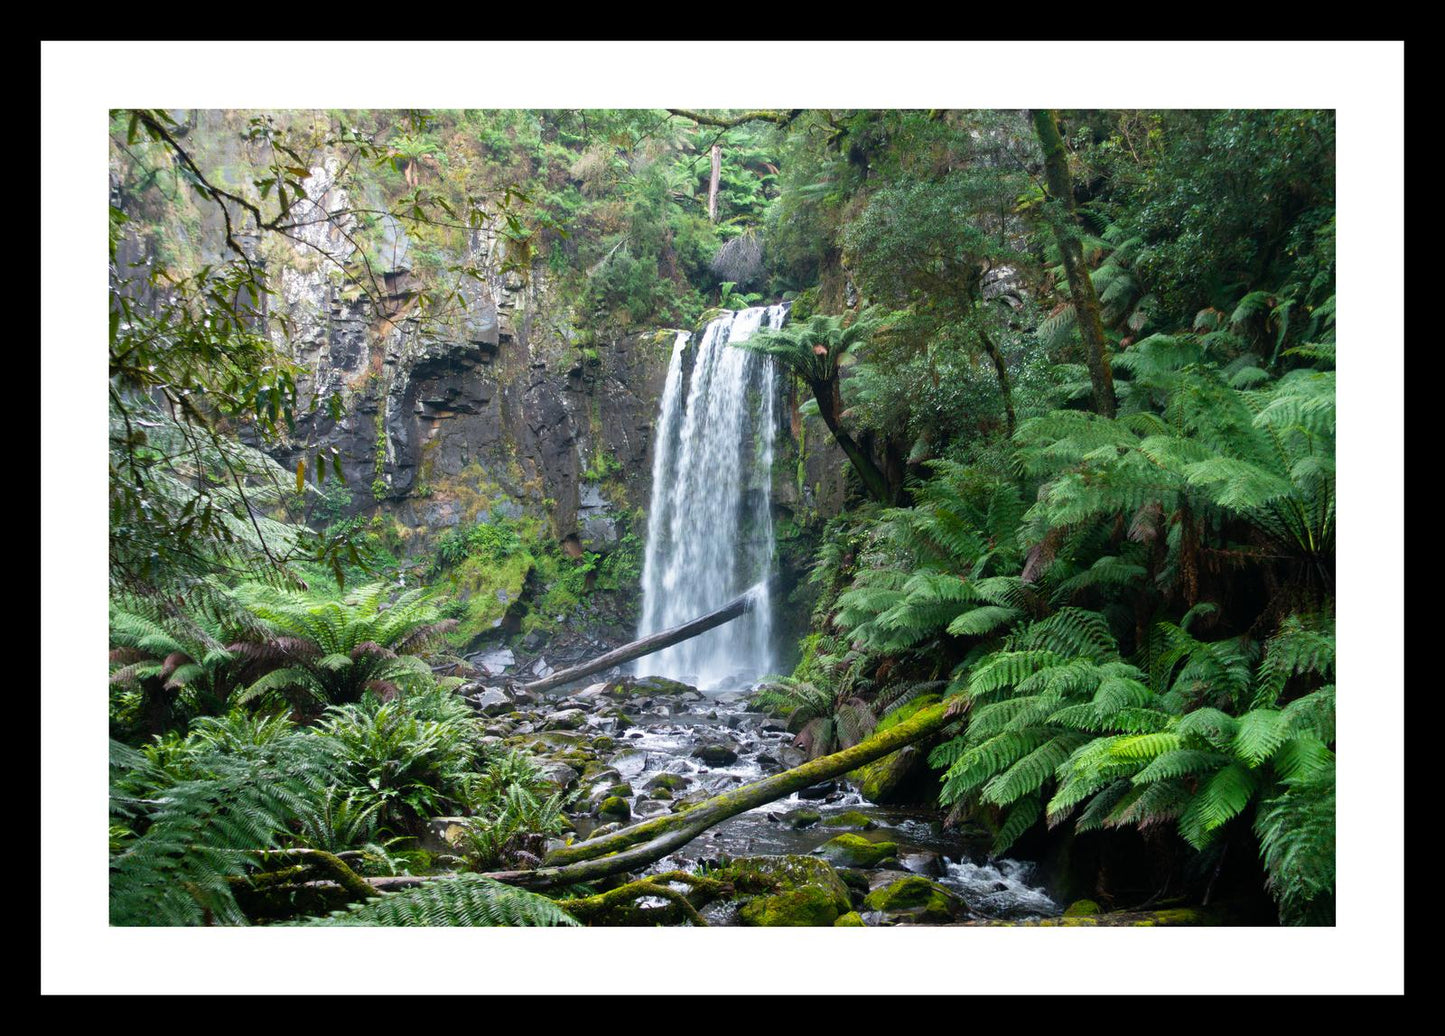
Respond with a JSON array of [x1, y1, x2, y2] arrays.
[[596, 796, 631, 822], [691, 742, 740, 766], [822, 810, 879, 831], [862, 876, 967, 924], [634, 676, 696, 696], [719, 855, 853, 927], [816, 833, 898, 868], [787, 808, 822, 829], [1063, 899, 1100, 917], [643, 773, 690, 793], [833, 911, 867, 927]]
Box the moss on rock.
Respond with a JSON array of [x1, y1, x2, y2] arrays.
[[597, 796, 631, 821], [717, 855, 852, 927], [816, 833, 898, 868], [862, 875, 966, 924], [822, 810, 878, 831]]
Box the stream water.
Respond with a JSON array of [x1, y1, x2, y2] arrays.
[[557, 675, 1061, 922]]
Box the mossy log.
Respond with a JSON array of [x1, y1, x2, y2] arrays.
[[520, 576, 777, 695], [294, 701, 954, 898], [470, 700, 955, 890], [556, 870, 726, 926]]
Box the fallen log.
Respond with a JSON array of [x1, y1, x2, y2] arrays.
[[519, 575, 778, 695], [291, 699, 957, 898], [491, 698, 956, 888]]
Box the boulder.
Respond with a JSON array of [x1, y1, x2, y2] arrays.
[[719, 856, 853, 928], [862, 875, 969, 925], [691, 742, 740, 767], [821, 810, 879, 831], [596, 796, 631, 822], [542, 708, 588, 731], [815, 833, 898, 869]]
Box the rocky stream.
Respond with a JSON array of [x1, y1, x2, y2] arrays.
[[452, 658, 1063, 926]]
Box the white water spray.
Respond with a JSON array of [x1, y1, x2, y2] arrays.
[[636, 305, 786, 688]]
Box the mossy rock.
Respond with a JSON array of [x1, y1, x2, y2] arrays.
[[833, 911, 866, 927], [633, 676, 696, 696], [816, 833, 898, 868], [691, 742, 739, 766], [862, 876, 966, 924], [787, 808, 822, 829], [590, 735, 616, 752], [643, 773, 690, 793], [739, 887, 845, 927], [822, 810, 878, 831], [596, 796, 631, 821], [1063, 898, 1100, 917], [719, 855, 852, 928], [531, 731, 590, 750]]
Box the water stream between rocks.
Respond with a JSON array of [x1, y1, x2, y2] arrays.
[[475, 669, 1061, 924]]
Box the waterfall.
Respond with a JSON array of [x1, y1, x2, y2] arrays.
[[636, 304, 787, 689]]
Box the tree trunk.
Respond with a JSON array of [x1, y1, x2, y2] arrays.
[[811, 377, 893, 503], [976, 319, 1016, 436], [1031, 109, 1116, 419], [708, 143, 721, 223], [518, 576, 776, 695]]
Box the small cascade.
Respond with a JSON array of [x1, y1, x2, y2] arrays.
[[636, 304, 787, 688]]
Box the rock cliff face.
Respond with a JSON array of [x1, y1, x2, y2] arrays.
[[227, 157, 676, 557], [110, 110, 852, 628]]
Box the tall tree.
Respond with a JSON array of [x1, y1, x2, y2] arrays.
[[1032, 108, 1117, 418]]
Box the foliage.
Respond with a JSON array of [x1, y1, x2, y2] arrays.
[[294, 875, 577, 927], [227, 581, 458, 711]]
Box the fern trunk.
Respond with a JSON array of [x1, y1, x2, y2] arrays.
[[810, 376, 894, 503], [1032, 109, 1116, 419]]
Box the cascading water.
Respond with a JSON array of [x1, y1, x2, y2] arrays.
[[636, 305, 787, 689]]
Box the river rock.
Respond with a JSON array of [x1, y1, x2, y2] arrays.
[[900, 851, 945, 878], [469, 686, 515, 716], [719, 856, 853, 927], [542, 708, 588, 730], [691, 742, 739, 766], [795, 780, 837, 800], [787, 808, 822, 829], [596, 795, 631, 822], [815, 833, 899, 868], [861, 876, 968, 924], [634, 676, 696, 696], [536, 761, 580, 792], [643, 772, 690, 793], [821, 810, 878, 831], [611, 750, 649, 778], [855, 744, 934, 805]]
